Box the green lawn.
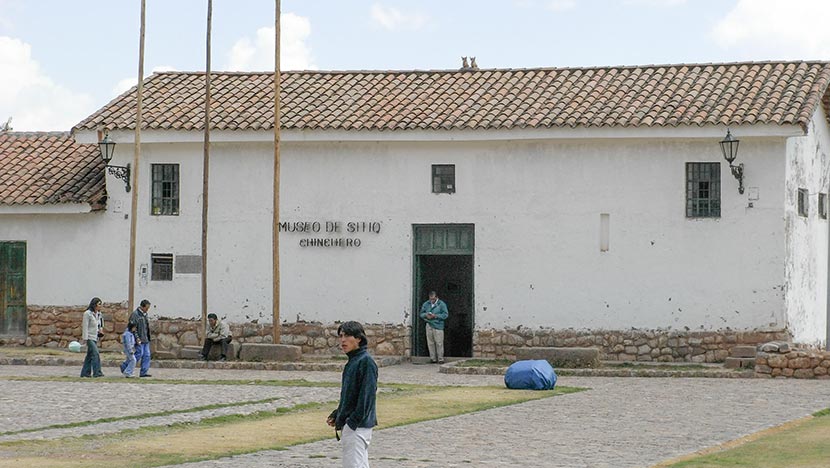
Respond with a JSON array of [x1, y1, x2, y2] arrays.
[[658, 409, 830, 468]]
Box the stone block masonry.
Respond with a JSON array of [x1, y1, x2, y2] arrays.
[[21, 305, 410, 357], [473, 327, 789, 363], [19, 305, 789, 363], [755, 341, 830, 379]]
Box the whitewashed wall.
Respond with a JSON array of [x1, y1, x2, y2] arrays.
[[0, 210, 128, 306], [785, 107, 830, 346], [6, 129, 799, 335], [279, 136, 789, 331], [108, 142, 275, 320]]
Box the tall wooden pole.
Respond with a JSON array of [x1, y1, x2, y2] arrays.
[[201, 0, 213, 334], [272, 0, 281, 343], [128, 0, 146, 312]]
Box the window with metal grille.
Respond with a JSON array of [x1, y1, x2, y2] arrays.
[[798, 188, 809, 217], [432, 164, 455, 194], [820, 193, 828, 220], [686, 163, 721, 218], [151, 164, 180, 216], [151, 253, 173, 281]]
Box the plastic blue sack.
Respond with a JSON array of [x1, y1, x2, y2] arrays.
[[504, 359, 557, 390]]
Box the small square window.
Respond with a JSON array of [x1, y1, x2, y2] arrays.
[[151, 253, 173, 281], [686, 162, 721, 218], [798, 188, 809, 217], [819, 193, 827, 220], [151, 164, 180, 216], [432, 164, 455, 194]]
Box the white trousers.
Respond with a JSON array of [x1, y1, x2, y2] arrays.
[[341, 425, 373, 468], [426, 324, 445, 361]]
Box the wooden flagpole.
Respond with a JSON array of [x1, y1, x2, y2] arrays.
[[201, 0, 213, 334], [272, 0, 282, 343], [128, 0, 146, 312]]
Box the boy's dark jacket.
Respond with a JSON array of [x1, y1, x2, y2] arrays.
[[329, 345, 378, 430]]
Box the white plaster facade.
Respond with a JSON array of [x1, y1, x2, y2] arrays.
[[2, 118, 818, 346], [785, 108, 830, 346]]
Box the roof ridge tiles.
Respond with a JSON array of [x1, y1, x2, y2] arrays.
[[149, 59, 830, 77]]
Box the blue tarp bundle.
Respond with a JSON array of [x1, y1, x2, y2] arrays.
[[504, 359, 557, 390]]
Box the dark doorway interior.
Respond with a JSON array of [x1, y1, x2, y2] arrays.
[[414, 254, 473, 357]]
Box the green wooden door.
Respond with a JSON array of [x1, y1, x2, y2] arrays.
[[412, 225, 474, 357], [0, 242, 27, 335]]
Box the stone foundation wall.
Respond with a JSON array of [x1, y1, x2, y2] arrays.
[[23, 303, 131, 350], [21, 305, 409, 356], [755, 342, 830, 379], [18, 305, 789, 363], [474, 328, 791, 363]]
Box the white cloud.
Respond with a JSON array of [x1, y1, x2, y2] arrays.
[[370, 3, 428, 31], [111, 65, 178, 97], [0, 36, 94, 131], [622, 0, 685, 6], [226, 13, 316, 71], [547, 0, 577, 11], [711, 0, 830, 59]]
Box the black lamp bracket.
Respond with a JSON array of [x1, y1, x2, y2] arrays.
[[729, 162, 744, 194], [107, 163, 131, 193]]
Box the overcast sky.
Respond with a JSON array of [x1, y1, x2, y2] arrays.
[[2, 0, 829, 131]]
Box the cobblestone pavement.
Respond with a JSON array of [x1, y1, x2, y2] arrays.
[[1, 363, 829, 467]]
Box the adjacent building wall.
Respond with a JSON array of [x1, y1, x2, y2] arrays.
[[0, 211, 127, 306], [785, 107, 830, 347]]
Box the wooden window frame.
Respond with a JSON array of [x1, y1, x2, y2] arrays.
[[151, 253, 174, 281], [431, 164, 456, 194], [686, 162, 721, 218], [151, 164, 180, 216]]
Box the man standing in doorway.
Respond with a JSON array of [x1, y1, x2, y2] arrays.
[[129, 299, 153, 378], [420, 291, 449, 364]]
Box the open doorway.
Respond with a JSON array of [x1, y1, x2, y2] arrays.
[[412, 224, 474, 358]]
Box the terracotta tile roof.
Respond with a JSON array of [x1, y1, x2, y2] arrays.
[[75, 61, 830, 133], [0, 132, 105, 208]]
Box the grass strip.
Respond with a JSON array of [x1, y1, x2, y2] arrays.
[[0, 396, 290, 437], [0, 385, 583, 467], [655, 407, 830, 468]]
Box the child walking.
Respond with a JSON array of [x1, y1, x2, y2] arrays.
[[120, 322, 138, 378]]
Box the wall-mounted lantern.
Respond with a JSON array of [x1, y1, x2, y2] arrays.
[[99, 132, 131, 192], [720, 129, 743, 194]]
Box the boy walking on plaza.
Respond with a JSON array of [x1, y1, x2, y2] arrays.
[[120, 322, 137, 378], [327, 321, 378, 468]]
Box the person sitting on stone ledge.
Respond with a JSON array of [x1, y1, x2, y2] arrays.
[[199, 313, 233, 362]]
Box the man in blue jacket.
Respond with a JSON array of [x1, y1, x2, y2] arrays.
[[419, 291, 449, 364], [129, 299, 153, 377], [327, 321, 378, 468]]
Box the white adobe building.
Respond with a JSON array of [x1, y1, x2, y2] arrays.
[[2, 61, 829, 359]]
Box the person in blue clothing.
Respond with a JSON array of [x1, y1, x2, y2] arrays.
[[419, 291, 449, 364], [129, 299, 153, 377], [327, 321, 378, 468], [120, 322, 138, 378]]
